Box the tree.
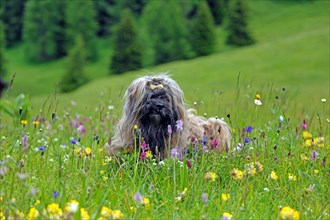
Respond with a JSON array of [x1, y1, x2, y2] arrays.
[[110, 9, 142, 74], [60, 35, 88, 93], [226, 0, 255, 46], [66, 0, 98, 61], [206, 0, 226, 26], [23, 0, 65, 62], [0, 0, 26, 47], [142, 1, 193, 65], [0, 21, 7, 76], [191, 1, 216, 56]]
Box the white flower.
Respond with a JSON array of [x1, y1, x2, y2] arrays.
[[264, 187, 270, 192], [321, 98, 326, 103], [254, 99, 262, 106], [279, 115, 284, 122], [108, 105, 114, 110]]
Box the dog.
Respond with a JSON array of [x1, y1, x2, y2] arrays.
[[108, 74, 230, 158]]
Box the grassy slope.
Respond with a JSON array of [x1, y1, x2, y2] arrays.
[[4, 0, 329, 118]]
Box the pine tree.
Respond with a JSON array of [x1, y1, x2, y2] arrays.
[[66, 0, 98, 61], [206, 0, 226, 26], [226, 0, 255, 46], [110, 9, 142, 74], [60, 35, 88, 93], [142, 1, 192, 65], [23, 0, 65, 62], [191, 1, 216, 56], [0, 0, 26, 47], [0, 21, 7, 76]]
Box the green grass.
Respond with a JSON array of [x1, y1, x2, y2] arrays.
[[0, 1, 329, 219]]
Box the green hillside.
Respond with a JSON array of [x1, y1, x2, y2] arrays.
[[3, 0, 329, 118]]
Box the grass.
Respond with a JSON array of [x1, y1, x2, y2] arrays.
[[0, 1, 329, 219]]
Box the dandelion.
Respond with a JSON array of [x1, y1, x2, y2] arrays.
[[35, 199, 40, 206], [312, 137, 324, 147], [288, 173, 297, 181], [221, 193, 230, 202], [27, 207, 39, 220], [303, 139, 312, 147], [279, 206, 300, 220], [204, 172, 217, 182], [271, 171, 278, 180], [175, 119, 183, 131], [222, 212, 233, 220], [100, 206, 112, 218], [111, 210, 124, 220], [231, 168, 244, 180]]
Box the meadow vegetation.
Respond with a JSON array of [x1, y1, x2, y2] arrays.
[[0, 0, 329, 219]]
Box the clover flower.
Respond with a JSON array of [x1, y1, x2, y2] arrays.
[[231, 168, 244, 180], [221, 193, 230, 202], [271, 171, 278, 180], [204, 172, 217, 182], [279, 206, 300, 220], [27, 207, 39, 220]]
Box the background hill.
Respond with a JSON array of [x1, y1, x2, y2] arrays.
[[2, 0, 329, 121]]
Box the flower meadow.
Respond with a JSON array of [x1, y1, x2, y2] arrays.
[[0, 87, 329, 220]]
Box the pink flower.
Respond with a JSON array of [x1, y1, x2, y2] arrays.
[[301, 120, 308, 130], [140, 152, 146, 160]]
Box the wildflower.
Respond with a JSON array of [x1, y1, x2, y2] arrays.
[[210, 139, 219, 150], [176, 187, 188, 202], [301, 120, 308, 130], [255, 93, 261, 100], [168, 125, 172, 134], [33, 120, 40, 127], [133, 192, 143, 203], [314, 169, 319, 174], [204, 172, 217, 182], [245, 126, 253, 133], [288, 173, 297, 181], [201, 193, 208, 205], [143, 197, 151, 210], [221, 193, 230, 202], [254, 99, 262, 106], [231, 168, 244, 180], [100, 170, 105, 175], [170, 147, 182, 160], [108, 105, 114, 110], [134, 125, 138, 130], [140, 152, 146, 160], [244, 137, 251, 144], [102, 176, 108, 181], [264, 187, 270, 192], [302, 131, 312, 140], [279, 115, 284, 122], [70, 137, 78, 145], [80, 208, 90, 220], [85, 147, 93, 156], [46, 203, 63, 218], [35, 199, 40, 206], [100, 206, 112, 218], [53, 191, 59, 198], [111, 210, 124, 220], [27, 207, 39, 220], [300, 154, 308, 161], [21, 120, 27, 125], [311, 150, 318, 162], [38, 146, 47, 152], [321, 98, 326, 103], [271, 171, 278, 180], [234, 143, 243, 152], [279, 206, 300, 220], [22, 135, 28, 147], [303, 139, 312, 147], [202, 134, 208, 146], [77, 125, 86, 136], [255, 161, 263, 172], [140, 139, 148, 151], [186, 159, 192, 169], [64, 200, 79, 214], [312, 137, 324, 147], [222, 212, 233, 220], [146, 150, 153, 159], [175, 119, 183, 131]]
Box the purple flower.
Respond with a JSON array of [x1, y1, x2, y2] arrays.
[[70, 137, 77, 145], [245, 126, 253, 133], [71, 120, 78, 128], [77, 125, 86, 135], [170, 147, 183, 160], [202, 145, 208, 153], [311, 150, 318, 162], [210, 139, 219, 150], [201, 193, 208, 205], [168, 125, 172, 134], [53, 191, 59, 198], [133, 192, 143, 203], [38, 146, 47, 151], [202, 134, 208, 146], [301, 120, 308, 130], [140, 140, 148, 151], [186, 159, 192, 169], [244, 137, 250, 144], [22, 135, 28, 147], [175, 119, 183, 132], [140, 152, 146, 160]]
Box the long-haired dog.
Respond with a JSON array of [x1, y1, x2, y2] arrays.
[[108, 74, 230, 158]]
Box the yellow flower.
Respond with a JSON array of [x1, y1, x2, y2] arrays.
[[143, 197, 151, 210], [33, 120, 40, 127], [46, 203, 63, 218], [64, 200, 79, 214], [146, 150, 153, 159], [80, 208, 90, 220], [303, 139, 312, 147], [255, 93, 261, 100], [204, 172, 218, 182], [0, 211, 4, 220], [0, 197, 3, 202], [100, 206, 112, 217], [111, 210, 124, 220], [271, 171, 278, 180], [314, 170, 319, 174], [279, 206, 300, 220], [100, 170, 105, 175], [134, 125, 138, 130], [85, 147, 93, 156], [35, 199, 40, 206], [302, 131, 312, 140], [221, 193, 230, 202], [102, 176, 108, 181], [129, 206, 137, 213], [27, 207, 39, 220], [21, 120, 27, 125], [223, 212, 233, 219], [288, 173, 297, 181], [312, 137, 324, 147], [15, 210, 25, 218], [231, 168, 244, 180]]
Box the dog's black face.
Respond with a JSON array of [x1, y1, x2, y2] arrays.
[[139, 82, 179, 155]]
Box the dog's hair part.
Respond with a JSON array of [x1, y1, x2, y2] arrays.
[[108, 73, 230, 158]]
